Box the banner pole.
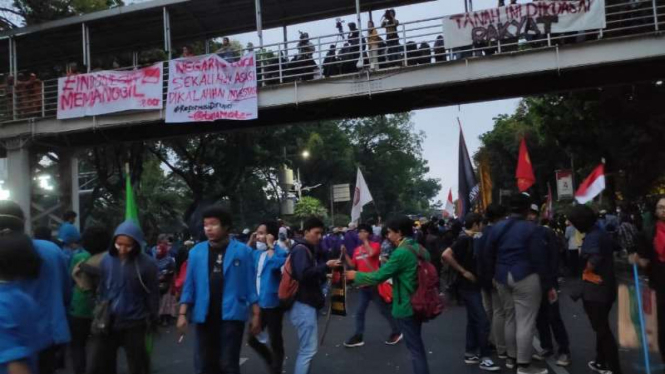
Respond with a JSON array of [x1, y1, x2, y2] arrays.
[[632, 262, 652, 374]]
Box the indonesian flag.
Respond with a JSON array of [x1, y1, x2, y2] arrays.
[[351, 168, 374, 223], [575, 164, 605, 204], [444, 188, 455, 217], [516, 138, 536, 192]]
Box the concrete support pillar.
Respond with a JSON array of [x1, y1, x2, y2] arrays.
[[59, 151, 80, 229], [6, 141, 31, 233]]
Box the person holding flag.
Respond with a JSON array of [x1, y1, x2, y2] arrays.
[[88, 169, 159, 374]]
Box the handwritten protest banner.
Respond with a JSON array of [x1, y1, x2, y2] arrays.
[[57, 64, 163, 120], [442, 0, 606, 50], [166, 52, 257, 123]]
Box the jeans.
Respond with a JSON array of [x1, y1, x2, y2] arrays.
[[536, 296, 570, 354], [87, 323, 150, 374], [289, 301, 318, 374], [397, 317, 430, 374], [70, 316, 92, 374], [195, 319, 245, 374], [354, 287, 400, 336], [482, 288, 506, 356], [496, 273, 541, 364], [583, 300, 622, 374], [248, 308, 285, 374], [460, 289, 492, 358]]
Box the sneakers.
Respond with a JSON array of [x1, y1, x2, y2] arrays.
[[588, 361, 612, 374], [556, 354, 571, 367], [465, 355, 481, 365], [498, 353, 508, 360], [385, 333, 403, 345], [516, 365, 548, 374], [532, 349, 552, 361], [343, 334, 365, 348], [505, 357, 517, 369], [479, 358, 501, 372]]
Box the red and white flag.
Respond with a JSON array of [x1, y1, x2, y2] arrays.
[[575, 164, 605, 204], [444, 188, 455, 217]]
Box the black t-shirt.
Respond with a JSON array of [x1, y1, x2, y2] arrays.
[[451, 233, 479, 291], [207, 242, 228, 323]]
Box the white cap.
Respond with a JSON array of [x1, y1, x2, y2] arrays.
[[242, 228, 250, 235], [530, 204, 539, 213]]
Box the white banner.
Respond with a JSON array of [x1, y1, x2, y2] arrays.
[[166, 53, 257, 123], [442, 0, 606, 49], [556, 169, 575, 200], [57, 64, 163, 120]]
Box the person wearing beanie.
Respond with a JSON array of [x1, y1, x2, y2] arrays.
[[87, 220, 159, 374]]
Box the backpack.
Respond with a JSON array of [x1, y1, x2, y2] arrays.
[[406, 243, 445, 322], [278, 245, 312, 309]]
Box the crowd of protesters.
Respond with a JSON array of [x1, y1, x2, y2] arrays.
[[2, 191, 663, 374]]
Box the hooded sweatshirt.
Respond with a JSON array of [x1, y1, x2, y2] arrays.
[[98, 221, 159, 329], [59, 223, 82, 264]]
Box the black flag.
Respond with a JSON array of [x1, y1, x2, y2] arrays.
[[458, 122, 479, 217]]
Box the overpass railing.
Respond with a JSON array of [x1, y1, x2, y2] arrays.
[[0, 0, 662, 124]]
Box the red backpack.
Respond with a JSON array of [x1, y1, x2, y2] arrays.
[[278, 245, 312, 309], [406, 244, 445, 322]]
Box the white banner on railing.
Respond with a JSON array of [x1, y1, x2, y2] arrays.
[[442, 0, 606, 49], [166, 52, 257, 123], [57, 64, 163, 120]]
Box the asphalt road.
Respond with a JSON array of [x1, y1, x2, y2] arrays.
[[72, 273, 660, 374], [142, 280, 658, 374]]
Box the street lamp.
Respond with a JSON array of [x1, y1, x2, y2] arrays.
[[301, 150, 310, 159]]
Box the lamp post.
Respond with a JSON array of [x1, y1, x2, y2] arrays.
[[296, 150, 310, 200]]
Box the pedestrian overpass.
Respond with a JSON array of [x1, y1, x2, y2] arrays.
[[0, 0, 662, 229]]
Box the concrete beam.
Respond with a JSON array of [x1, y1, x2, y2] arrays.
[[5, 139, 31, 233], [0, 33, 663, 144]]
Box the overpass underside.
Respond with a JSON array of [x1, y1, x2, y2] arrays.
[[2, 32, 665, 148]]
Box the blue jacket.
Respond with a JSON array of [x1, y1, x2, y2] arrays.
[[98, 221, 159, 328], [253, 245, 287, 309], [180, 239, 259, 323], [0, 283, 41, 374], [20, 239, 71, 348], [483, 216, 548, 287]]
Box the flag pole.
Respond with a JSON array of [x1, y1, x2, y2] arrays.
[[632, 262, 652, 374]]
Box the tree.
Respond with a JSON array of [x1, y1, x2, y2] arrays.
[[1, 0, 123, 29], [476, 82, 665, 207], [294, 196, 327, 220]]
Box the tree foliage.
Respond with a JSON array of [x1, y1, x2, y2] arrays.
[[476, 83, 665, 207], [294, 196, 327, 220], [1, 0, 123, 29]]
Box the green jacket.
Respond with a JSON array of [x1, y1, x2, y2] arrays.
[[356, 238, 430, 318]]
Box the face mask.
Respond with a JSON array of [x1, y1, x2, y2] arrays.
[[256, 242, 268, 251]]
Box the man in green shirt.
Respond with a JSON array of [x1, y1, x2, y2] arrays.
[[347, 216, 431, 374]]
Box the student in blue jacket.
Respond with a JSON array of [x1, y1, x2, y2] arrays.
[[0, 201, 71, 374], [88, 220, 159, 374], [247, 220, 288, 374], [0, 232, 43, 374], [177, 206, 261, 374]]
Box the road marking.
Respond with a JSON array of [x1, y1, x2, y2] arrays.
[[533, 337, 570, 374]]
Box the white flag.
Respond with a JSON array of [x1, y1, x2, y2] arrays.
[[351, 168, 373, 223]]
